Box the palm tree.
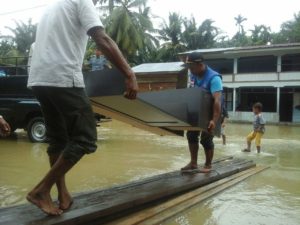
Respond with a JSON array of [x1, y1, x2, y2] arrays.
[[182, 17, 219, 50], [98, 0, 121, 14], [157, 13, 186, 62], [103, 0, 158, 61], [250, 25, 271, 45], [197, 19, 219, 48], [234, 14, 247, 34], [232, 15, 249, 46], [5, 19, 37, 55]]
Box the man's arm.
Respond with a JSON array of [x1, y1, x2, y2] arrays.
[[0, 115, 11, 137], [208, 91, 222, 133], [88, 27, 138, 99]]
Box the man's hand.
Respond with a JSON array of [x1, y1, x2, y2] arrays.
[[0, 117, 11, 137], [208, 120, 216, 133], [124, 75, 138, 100], [89, 27, 139, 98]]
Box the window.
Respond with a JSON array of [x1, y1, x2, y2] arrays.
[[223, 88, 233, 111], [282, 54, 300, 72], [236, 87, 277, 112], [238, 56, 277, 73], [206, 58, 233, 74]]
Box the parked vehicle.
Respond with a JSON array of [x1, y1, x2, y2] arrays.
[[0, 59, 102, 142]]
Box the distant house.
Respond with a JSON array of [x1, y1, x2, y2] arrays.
[[132, 62, 188, 92], [179, 43, 300, 123]]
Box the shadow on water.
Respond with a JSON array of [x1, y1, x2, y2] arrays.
[[0, 121, 300, 225]]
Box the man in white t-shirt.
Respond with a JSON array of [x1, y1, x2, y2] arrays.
[[27, 0, 138, 216]]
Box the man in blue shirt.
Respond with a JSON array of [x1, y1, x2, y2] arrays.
[[89, 49, 108, 71], [182, 52, 223, 173]]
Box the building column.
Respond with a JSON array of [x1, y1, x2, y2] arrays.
[[276, 87, 280, 114], [233, 88, 236, 113], [277, 55, 282, 73], [277, 55, 282, 81], [233, 58, 238, 82]]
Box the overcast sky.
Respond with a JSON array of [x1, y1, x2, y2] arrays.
[[0, 0, 299, 37]]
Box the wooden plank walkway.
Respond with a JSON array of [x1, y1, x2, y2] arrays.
[[0, 157, 256, 225]]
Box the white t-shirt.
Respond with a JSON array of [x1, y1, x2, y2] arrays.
[[28, 0, 103, 88]]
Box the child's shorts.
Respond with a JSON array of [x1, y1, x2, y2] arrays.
[[247, 131, 263, 147]]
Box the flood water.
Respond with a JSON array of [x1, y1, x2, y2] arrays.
[[0, 121, 299, 225]]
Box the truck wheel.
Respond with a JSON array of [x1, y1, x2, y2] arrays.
[[27, 117, 46, 143]]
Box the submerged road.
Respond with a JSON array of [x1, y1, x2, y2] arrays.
[[0, 121, 299, 225]]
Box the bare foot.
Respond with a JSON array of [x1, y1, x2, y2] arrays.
[[199, 165, 212, 173], [27, 191, 63, 216], [181, 162, 198, 171], [58, 191, 73, 210]]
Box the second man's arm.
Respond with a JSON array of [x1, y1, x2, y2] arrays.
[[88, 27, 138, 100]]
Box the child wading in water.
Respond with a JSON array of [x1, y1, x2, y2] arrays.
[[243, 102, 266, 153]]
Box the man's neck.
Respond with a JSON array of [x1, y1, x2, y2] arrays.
[[195, 65, 206, 78]]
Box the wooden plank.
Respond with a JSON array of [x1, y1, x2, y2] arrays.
[[106, 166, 269, 225], [0, 157, 255, 225], [141, 166, 269, 225]]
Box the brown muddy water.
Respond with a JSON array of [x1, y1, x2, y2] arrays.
[[0, 121, 299, 225]]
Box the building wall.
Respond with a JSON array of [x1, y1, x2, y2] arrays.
[[229, 111, 279, 123], [138, 82, 177, 92], [136, 71, 187, 92]]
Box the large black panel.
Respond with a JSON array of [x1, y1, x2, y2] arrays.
[[84, 69, 221, 137]]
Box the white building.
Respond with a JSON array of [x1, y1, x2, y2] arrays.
[[179, 43, 300, 124]]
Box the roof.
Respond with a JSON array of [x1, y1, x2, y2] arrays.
[[132, 62, 185, 74], [179, 43, 300, 59]]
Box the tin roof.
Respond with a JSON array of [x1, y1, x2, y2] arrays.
[[179, 43, 300, 58], [132, 62, 185, 74]]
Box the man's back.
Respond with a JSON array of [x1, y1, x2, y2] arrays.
[[28, 0, 102, 88]]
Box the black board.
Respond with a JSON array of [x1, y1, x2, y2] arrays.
[[84, 68, 221, 137]]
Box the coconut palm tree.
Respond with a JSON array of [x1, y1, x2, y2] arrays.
[[250, 25, 271, 45], [234, 14, 247, 35], [182, 17, 219, 50], [157, 13, 186, 62], [103, 0, 158, 62], [98, 0, 121, 14], [5, 19, 36, 55]]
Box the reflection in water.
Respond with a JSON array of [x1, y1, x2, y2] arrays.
[[0, 121, 299, 225]]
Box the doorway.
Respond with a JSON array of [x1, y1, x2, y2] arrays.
[[279, 93, 293, 122]]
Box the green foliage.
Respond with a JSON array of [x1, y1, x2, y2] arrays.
[[157, 13, 186, 62], [2, 6, 299, 65], [250, 25, 271, 45], [5, 19, 37, 55], [273, 12, 300, 43], [0, 38, 14, 57], [102, 0, 158, 64]]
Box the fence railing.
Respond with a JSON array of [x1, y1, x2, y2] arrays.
[[0, 56, 30, 76]]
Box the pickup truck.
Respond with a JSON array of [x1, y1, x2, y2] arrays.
[[0, 74, 47, 142], [0, 70, 102, 143]]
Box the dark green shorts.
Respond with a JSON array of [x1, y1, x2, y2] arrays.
[[187, 130, 214, 151], [32, 86, 97, 163]]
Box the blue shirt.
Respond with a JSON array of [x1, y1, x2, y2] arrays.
[[189, 67, 223, 94]]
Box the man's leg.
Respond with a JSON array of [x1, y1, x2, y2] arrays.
[[49, 154, 73, 210], [221, 127, 226, 145], [182, 131, 200, 170], [200, 131, 214, 173], [27, 155, 76, 215], [222, 134, 226, 145], [27, 87, 70, 215]]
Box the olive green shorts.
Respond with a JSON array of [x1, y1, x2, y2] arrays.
[[32, 86, 97, 164]]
